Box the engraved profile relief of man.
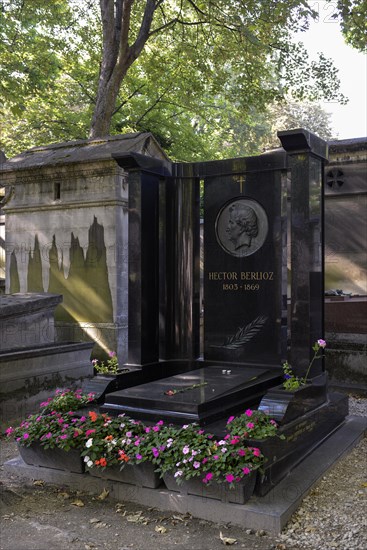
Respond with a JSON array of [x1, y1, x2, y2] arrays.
[[226, 203, 259, 250]]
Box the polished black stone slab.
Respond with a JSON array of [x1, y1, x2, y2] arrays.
[[102, 365, 283, 424], [253, 391, 348, 495], [257, 372, 328, 424], [203, 160, 286, 366]]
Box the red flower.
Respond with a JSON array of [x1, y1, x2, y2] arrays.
[[89, 411, 98, 422], [118, 450, 129, 462]]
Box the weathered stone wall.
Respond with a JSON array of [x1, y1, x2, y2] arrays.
[[325, 137, 366, 296], [0, 133, 168, 361]]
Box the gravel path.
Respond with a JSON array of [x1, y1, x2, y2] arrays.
[[278, 396, 367, 550], [1, 396, 366, 550]]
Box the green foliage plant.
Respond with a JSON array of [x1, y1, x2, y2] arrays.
[[282, 339, 327, 391], [92, 351, 119, 374]]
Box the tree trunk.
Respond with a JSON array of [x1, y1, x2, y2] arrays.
[[89, 0, 158, 139]]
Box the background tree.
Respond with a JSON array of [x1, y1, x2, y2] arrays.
[[334, 0, 367, 52], [0, 0, 357, 160]]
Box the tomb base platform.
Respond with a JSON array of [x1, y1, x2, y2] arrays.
[[4, 415, 366, 534], [101, 364, 283, 425]]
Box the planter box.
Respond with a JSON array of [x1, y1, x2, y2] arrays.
[[18, 442, 84, 473], [88, 462, 161, 489], [163, 472, 256, 504], [258, 372, 328, 424]]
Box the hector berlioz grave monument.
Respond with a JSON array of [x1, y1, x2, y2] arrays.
[[97, 129, 348, 495]]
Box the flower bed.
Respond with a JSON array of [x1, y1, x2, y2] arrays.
[[6, 389, 284, 500]]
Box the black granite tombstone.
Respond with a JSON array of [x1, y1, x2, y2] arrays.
[[101, 129, 349, 493], [103, 130, 332, 417]]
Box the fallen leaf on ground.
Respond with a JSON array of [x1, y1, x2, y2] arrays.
[[127, 513, 143, 523], [89, 518, 101, 524], [71, 499, 85, 507], [155, 525, 167, 534], [33, 480, 44, 486], [96, 488, 109, 500], [58, 492, 70, 499], [219, 531, 237, 545], [361, 482, 367, 488]]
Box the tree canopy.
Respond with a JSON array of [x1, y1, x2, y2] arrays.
[[0, 0, 359, 160]]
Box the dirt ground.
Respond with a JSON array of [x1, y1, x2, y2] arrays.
[[0, 438, 298, 550]]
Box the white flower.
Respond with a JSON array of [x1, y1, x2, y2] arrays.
[[218, 440, 226, 445], [84, 455, 90, 463], [86, 438, 93, 448], [221, 447, 227, 453], [174, 470, 183, 478], [182, 425, 189, 429], [87, 460, 93, 468]]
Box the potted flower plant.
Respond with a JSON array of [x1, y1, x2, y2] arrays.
[[156, 423, 264, 504], [92, 351, 121, 376], [282, 339, 327, 391], [224, 408, 285, 474], [257, 339, 328, 425], [86, 351, 133, 403], [81, 412, 162, 488], [5, 388, 96, 473]]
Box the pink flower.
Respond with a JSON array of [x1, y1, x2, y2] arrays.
[[145, 427, 151, 433], [193, 461, 201, 469], [203, 473, 213, 484], [225, 474, 235, 483], [23, 433, 29, 439], [230, 437, 240, 445], [153, 426, 160, 432], [252, 448, 261, 457], [237, 449, 246, 456], [152, 447, 159, 458], [60, 434, 68, 439], [108, 351, 116, 357], [80, 416, 86, 422], [157, 420, 164, 425], [202, 458, 208, 464], [245, 409, 253, 417], [227, 416, 235, 424], [182, 445, 190, 455], [213, 455, 219, 460], [5, 427, 14, 436], [242, 467, 251, 475], [136, 454, 142, 460], [85, 429, 96, 437], [317, 339, 326, 348], [224, 434, 230, 440], [246, 422, 254, 429]]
